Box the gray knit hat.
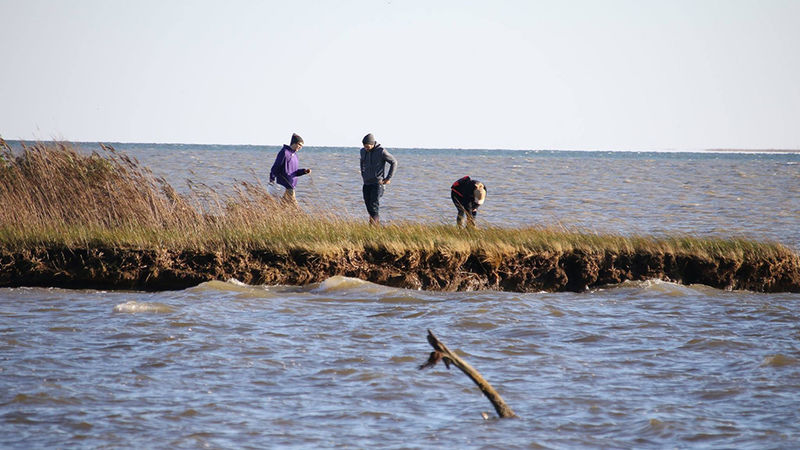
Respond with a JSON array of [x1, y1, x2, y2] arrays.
[[291, 133, 304, 145], [362, 133, 376, 146]]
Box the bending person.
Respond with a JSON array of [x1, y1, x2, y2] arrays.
[[450, 176, 486, 227]]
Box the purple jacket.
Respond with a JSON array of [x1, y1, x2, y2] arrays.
[[269, 145, 307, 189]]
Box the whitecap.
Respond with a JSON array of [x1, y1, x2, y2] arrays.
[[607, 279, 718, 296], [113, 301, 174, 314], [308, 276, 434, 303], [189, 279, 288, 300], [192, 279, 258, 293], [312, 276, 373, 293]]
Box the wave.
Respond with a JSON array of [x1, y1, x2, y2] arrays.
[[308, 276, 440, 304], [310, 276, 390, 294], [597, 279, 725, 296], [190, 279, 276, 295], [313, 275, 371, 292], [191, 277, 387, 297], [188, 276, 441, 304], [112, 300, 174, 314], [188, 276, 754, 305]]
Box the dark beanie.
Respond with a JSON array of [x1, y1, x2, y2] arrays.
[[291, 133, 304, 145], [362, 133, 376, 146]]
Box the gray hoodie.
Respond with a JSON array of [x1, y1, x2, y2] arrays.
[[360, 144, 397, 185]]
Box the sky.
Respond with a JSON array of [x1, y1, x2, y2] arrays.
[[1, 0, 799, 150]]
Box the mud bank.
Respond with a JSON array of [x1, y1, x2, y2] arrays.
[[2, 245, 800, 293]]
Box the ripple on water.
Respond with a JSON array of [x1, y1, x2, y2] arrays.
[[8, 392, 81, 406], [2, 411, 39, 425], [544, 305, 565, 317], [47, 326, 80, 332], [696, 386, 744, 400], [679, 337, 755, 352], [760, 354, 799, 368], [567, 333, 607, 344], [454, 319, 499, 330]]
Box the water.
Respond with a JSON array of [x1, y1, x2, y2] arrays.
[[2, 144, 800, 448]]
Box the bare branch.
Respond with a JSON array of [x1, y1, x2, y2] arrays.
[[420, 329, 517, 418]]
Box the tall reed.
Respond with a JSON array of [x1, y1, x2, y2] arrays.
[[0, 140, 352, 250]]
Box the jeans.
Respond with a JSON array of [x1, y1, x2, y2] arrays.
[[362, 183, 384, 218]]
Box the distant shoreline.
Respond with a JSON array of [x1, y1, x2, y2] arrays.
[[705, 148, 800, 154], [3, 139, 799, 154]]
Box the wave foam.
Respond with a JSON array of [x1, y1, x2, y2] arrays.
[[313, 276, 373, 293], [604, 279, 719, 296], [113, 301, 174, 314], [192, 279, 264, 293]]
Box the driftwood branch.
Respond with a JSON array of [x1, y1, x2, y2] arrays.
[[419, 329, 517, 418]]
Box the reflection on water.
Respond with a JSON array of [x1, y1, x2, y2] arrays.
[[2, 279, 800, 448]]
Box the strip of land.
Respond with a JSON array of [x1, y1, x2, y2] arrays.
[[2, 140, 799, 293], [2, 238, 799, 292]]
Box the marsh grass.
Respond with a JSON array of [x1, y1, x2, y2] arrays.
[[0, 139, 792, 260]]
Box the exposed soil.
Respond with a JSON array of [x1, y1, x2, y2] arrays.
[[2, 246, 800, 293]]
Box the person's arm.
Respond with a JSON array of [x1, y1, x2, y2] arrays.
[[382, 149, 397, 183], [291, 168, 311, 176]]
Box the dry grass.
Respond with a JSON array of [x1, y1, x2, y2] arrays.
[[0, 139, 793, 260]]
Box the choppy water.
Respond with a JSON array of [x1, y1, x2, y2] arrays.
[[2, 144, 800, 448], [3, 279, 800, 448]]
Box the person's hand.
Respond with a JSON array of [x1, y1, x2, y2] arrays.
[[382, 179, 391, 185], [305, 168, 312, 175]]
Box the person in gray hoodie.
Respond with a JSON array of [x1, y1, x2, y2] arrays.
[[359, 133, 397, 225]]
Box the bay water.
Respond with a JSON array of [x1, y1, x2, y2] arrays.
[[2, 144, 799, 448]]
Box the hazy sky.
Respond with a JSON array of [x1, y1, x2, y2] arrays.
[[2, 0, 799, 150]]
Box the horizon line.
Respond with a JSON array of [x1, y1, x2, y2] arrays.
[[3, 137, 799, 154]]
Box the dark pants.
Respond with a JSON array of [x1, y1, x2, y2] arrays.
[[363, 183, 384, 219], [451, 191, 476, 227]]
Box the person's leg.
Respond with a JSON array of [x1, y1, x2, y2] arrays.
[[363, 184, 380, 224], [282, 188, 297, 207], [457, 211, 465, 227], [375, 184, 384, 224], [451, 192, 467, 227], [466, 209, 477, 227]]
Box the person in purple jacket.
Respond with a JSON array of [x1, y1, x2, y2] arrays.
[[269, 133, 311, 206]]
